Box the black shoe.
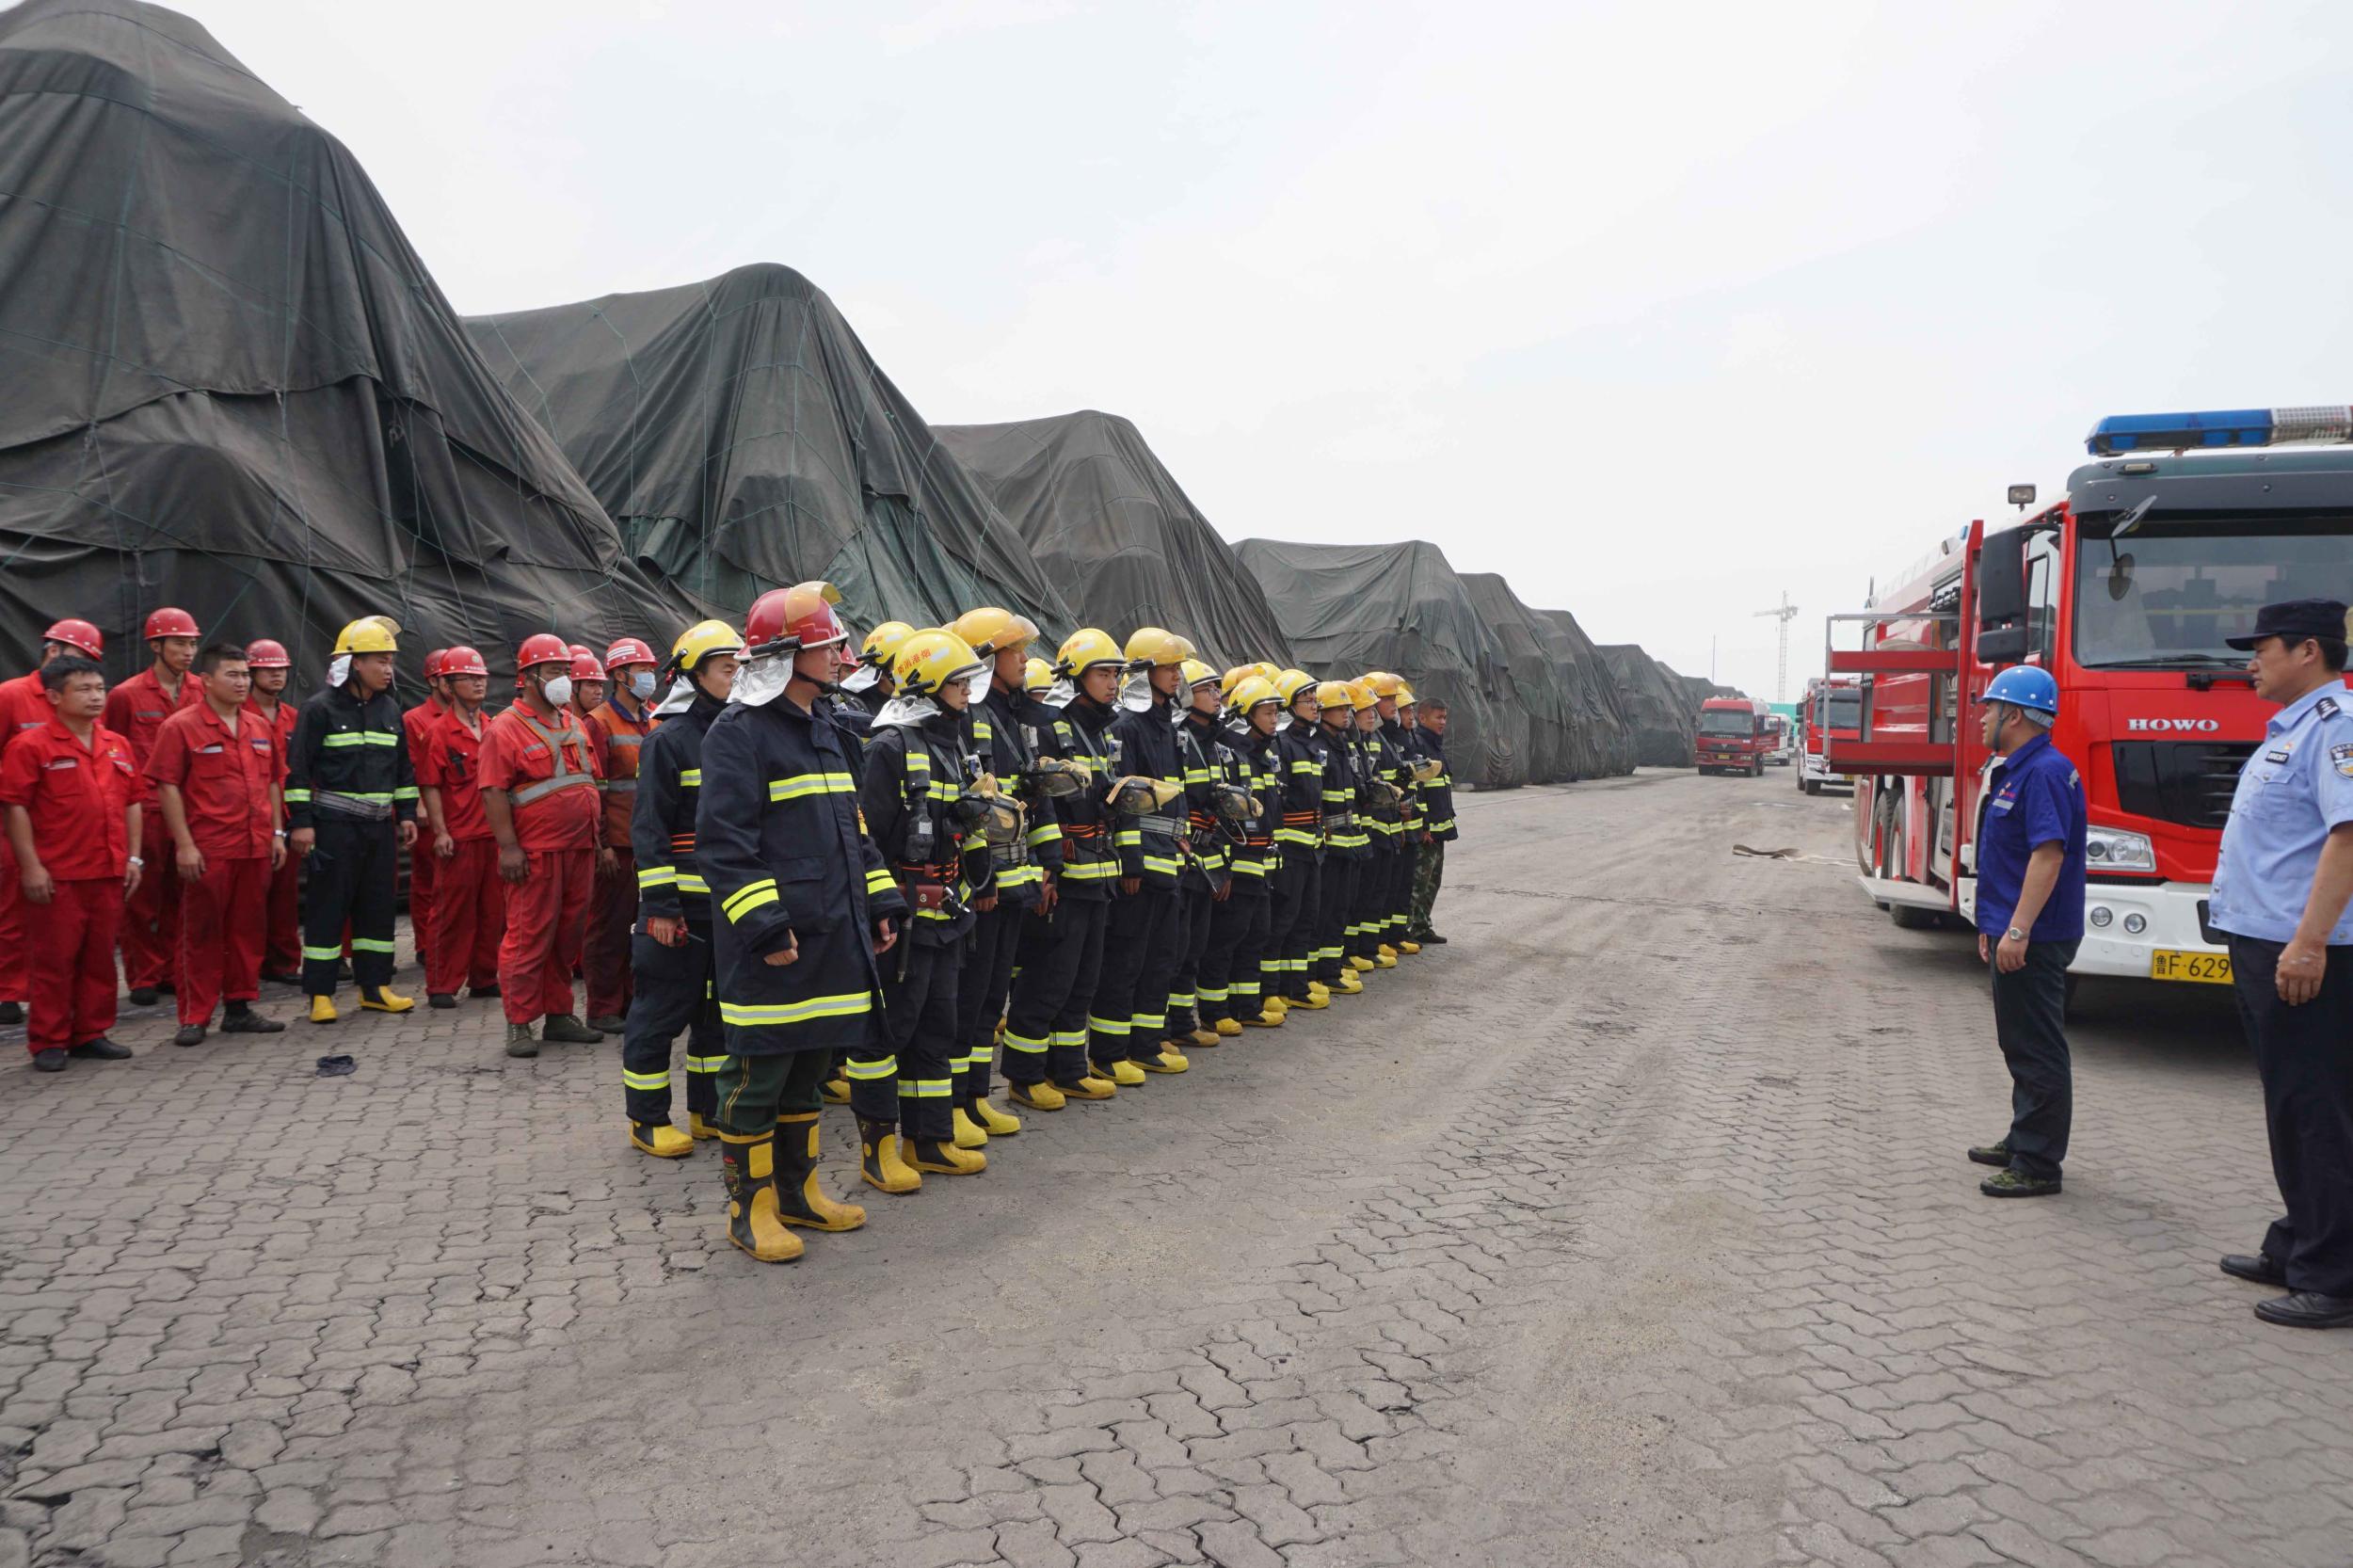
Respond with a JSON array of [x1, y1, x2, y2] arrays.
[[261, 969, 304, 986], [429, 993, 458, 1010], [538, 1014, 604, 1045], [2253, 1291, 2353, 1329], [0, 1000, 22, 1026], [156, 981, 174, 995], [126, 987, 160, 1007], [173, 1024, 207, 1048], [1418, 932, 1449, 945], [67, 1038, 134, 1061], [2220, 1253, 2288, 1287], [1967, 1140, 2011, 1168], [585, 1015, 628, 1034], [32, 1048, 66, 1072], [469, 983, 501, 1000], [1979, 1169, 2060, 1198], [219, 1010, 284, 1034]]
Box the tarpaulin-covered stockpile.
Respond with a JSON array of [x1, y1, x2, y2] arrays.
[[0, 0, 681, 680], [1236, 537, 1529, 788], [931, 410, 1290, 670], [1597, 645, 1697, 767], [1457, 573, 1577, 782], [465, 266, 1073, 640], [1535, 607, 1638, 778]]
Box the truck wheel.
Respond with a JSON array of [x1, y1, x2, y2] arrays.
[[1889, 902, 1937, 930]]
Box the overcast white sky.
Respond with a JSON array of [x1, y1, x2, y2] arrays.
[[189, 0, 2352, 699]]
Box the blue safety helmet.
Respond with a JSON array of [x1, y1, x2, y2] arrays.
[[1982, 664, 2058, 715]]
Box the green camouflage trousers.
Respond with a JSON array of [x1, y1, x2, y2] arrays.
[[1408, 839, 1446, 934]]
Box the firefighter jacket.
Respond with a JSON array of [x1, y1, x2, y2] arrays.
[[697, 695, 906, 1057], [1039, 696, 1120, 901], [1357, 725, 1409, 853], [859, 709, 989, 950], [1111, 696, 1185, 889], [1225, 726, 1281, 896], [1410, 728, 1457, 841], [1318, 721, 1368, 859], [1274, 720, 1327, 863], [967, 684, 1064, 908], [631, 688, 722, 924], [823, 693, 872, 777], [1176, 709, 1229, 890], [1384, 718, 1425, 835], [285, 682, 417, 830]]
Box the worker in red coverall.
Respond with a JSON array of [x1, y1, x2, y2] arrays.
[[146, 643, 289, 1048], [402, 650, 451, 978], [416, 647, 504, 1009], [1, 657, 144, 1072], [582, 634, 660, 1032], [104, 607, 204, 1005], [0, 617, 106, 1029], [241, 639, 304, 984], [481, 634, 604, 1058]]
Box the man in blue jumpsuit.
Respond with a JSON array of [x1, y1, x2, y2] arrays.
[[1966, 664, 2087, 1199], [2210, 598, 2353, 1329]]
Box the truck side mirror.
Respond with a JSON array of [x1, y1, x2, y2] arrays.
[[1976, 525, 2027, 663]]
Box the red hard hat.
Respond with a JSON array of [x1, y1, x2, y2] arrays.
[[43, 618, 104, 659], [517, 632, 571, 670], [142, 607, 200, 641], [569, 648, 608, 681], [423, 647, 451, 680], [244, 638, 291, 670], [441, 646, 489, 678], [604, 635, 657, 670], [744, 581, 848, 658]]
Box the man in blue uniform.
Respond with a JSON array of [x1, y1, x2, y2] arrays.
[[2210, 598, 2353, 1330], [1966, 665, 2087, 1199]]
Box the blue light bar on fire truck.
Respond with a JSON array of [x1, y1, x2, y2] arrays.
[[2086, 406, 2353, 456]]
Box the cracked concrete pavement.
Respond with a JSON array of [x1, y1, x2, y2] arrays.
[[3, 769, 2347, 1567]]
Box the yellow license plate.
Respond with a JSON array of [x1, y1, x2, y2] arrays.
[[2150, 950, 2232, 985]]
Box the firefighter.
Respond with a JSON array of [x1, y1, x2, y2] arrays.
[[1, 657, 143, 1070], [481, 635, 605, 1057], [1405, 697, 1457, 946], [844, 621, 916, 721], [0, 618, 107, 1028], [584, 635, 660, 1033], [622, 619, 741, 1158], [1312, 680, 1367, 997], [1196, 674, 1284, 1035], [1081, 627, 1189, 1084], [948, 606, 1057, 1141], [146, 644, 288, 1047], [1167, 658, 1233, 1051], [846, 629, 997, 1185], [242, 639, 305, 984], [415, 648, 504, 1009], [1369, 673, 1425, 957], [2209, 599, 2353, 1329], [403, 650, 451, 979], [106, 606, 205, 1005], [699, 581, 903, 1263], [286, 616, 419, 1022], [1269, 669, 1330, 1013], [1348, 678, 1404, 972]]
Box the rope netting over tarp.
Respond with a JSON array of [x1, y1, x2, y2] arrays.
[[1536, 608, 1638, 777], [932, 410, 1291, 671], [1597, 644, 1699, 767], [464, 265, 1074, 643], [1459, 573, 1635, 782], [1237, 537, 1529, 789], [0, 0, 682, 683]]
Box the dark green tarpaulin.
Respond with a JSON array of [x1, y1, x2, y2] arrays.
[[1597, 645, 1698, 767], [1535, 609, 1638, 777], [932, 411, 1290, 671], [1459, 575, 1635, 781], [465, 266, 1073, 641]]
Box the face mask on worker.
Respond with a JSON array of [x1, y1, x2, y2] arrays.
[[539, 673, 574, 709], [628, 670, 657, 699], [731, 654, 792, 709]]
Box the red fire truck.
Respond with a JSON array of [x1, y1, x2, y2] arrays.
[[1697, 696, 1771, 776], [1829, 406, 2353, 989], [1799, 676, 1860, 794]]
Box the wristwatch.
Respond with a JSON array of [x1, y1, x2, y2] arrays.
[[2005, 925, 2025, 942], [127, 856, 144, 868]]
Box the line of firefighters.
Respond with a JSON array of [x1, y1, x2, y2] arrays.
[[0, 587, 1461, 1263]]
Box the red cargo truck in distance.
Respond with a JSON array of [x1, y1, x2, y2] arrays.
[[1799, 676, 1860, 794], [1697, 696, 1771, 776], [1828, 406, 2353, 990]]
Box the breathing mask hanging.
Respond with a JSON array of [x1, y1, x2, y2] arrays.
[[1409, 756, 1444, 784], [1023, 755, 1091, 798], [1108, 776, 1184, 817], [1209, 780, 1259, 824]]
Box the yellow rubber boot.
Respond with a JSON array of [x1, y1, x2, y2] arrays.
[[308, 995, 338, 1025], [773, 1112, 867, 1232], [1141, 1048, 1189, 1075], [1215, 1017, 1243, 1038], [1348, 955, 1375, 974], [359, 986, 415, 1014], [1337, 970, 1364, 995], [857, 1118, 922, 1194], [1188, 1026, 1221, 1048], [1293, 990, 1329, 1011], [1105, 1060, 1148, 1087], [906, 1137, 985, 1176], [1377, 943, 1400, 960], [1374, 952, 1398, 969], [1243, 1007, 1285, 1028], [1051, 1074, 1114, 1101], [952, 1106, 991, 1150], [719, 1130, 804, 1263], [688, 1112, 719, 1142], [821, 1074, 851, 1105], [1397, 939, 1421, 955], [631, 1121, 695, 1159], [971, 1098, 1022, 1135], [1307, 981, 1331, 1001], [1007, 1080, 1067, 1112]]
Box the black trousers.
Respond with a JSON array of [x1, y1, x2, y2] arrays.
[[956, 902, 1026, 1104], [2231, 936, 2353, 1297], [714, 1048, 833, 1135], [1269, 851, 1319, 1000], [1315, 856, 1359, 983], [1199, 890, 1270, 1024], [1349, 845, 1393, 960], [849, 940, 958, 1141], [1004, 897, 1108, 1085], [1165, 881, 1215, 1032], [620, 920, 721, 1126], [1388, 837, 1419, 941], [301, 817, 398, 998], [1990, 938, 2078, 1180], [1092, 883, 1176, 1067]]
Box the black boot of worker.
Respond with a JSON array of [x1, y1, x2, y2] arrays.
[[774, 1112, 867, 1231], [857, 1116, 920, 1194], [716, 1128, 801, 1263]]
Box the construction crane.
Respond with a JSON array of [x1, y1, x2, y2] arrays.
[[1753, 592, 1799, 704]]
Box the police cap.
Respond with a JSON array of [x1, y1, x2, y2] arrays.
[[2224, 598, 2352, 650]]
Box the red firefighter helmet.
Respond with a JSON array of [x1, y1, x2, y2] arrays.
[[604, 635, 658, 670], [142, 607, 200, 642], [517, 632, 571, 672], [569, 647, 608, 682], [243, 638, 291, 670], [423, 648, 451, 680], [43, 618, 104, 660], [744, 581, 848, 658], [441, 646, 489, 678]]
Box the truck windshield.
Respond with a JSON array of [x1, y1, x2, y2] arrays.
[[2074, 523, 2353, 668], [1825, 691, 1862, 730], [1699, 711, 1753, 736]]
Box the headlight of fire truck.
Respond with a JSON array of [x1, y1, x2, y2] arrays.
[[2084, 825, 2155, 873]]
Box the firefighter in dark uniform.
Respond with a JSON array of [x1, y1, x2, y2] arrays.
[[2210, 598, 2353, 1330], [697, 582, 904, 1264], [842, 621, 915, 727], [1269, 669, 1330, 1012], [285, 616, 419, 1023], [949, 607, 1059, 1140], [1165, 657, 1232, 1053], [620, 619, 743, 1159], [845, 630, 996, 1189], [1093, 628, 1191, 1082], [999, 632, 1125, 1106], [1312, 680, 1367, 998], [1370, 674, 1425, 957], [1345, 678, 1401, 973], [1197, 674, 1285, 1034]]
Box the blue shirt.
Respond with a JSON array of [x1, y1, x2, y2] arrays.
[[1976, 730, 2088, 942], [2210, 682, 2353, 946]]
